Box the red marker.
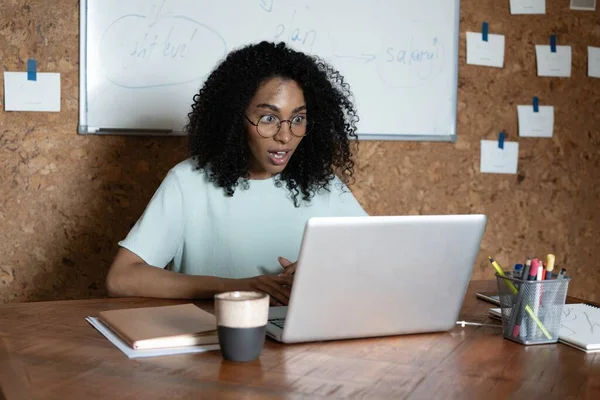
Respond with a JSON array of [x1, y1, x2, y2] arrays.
[[530, 259, 540, 276]]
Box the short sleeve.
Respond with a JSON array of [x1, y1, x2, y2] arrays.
[[329, 177, 369, 217], [118, 170, 185, 268]]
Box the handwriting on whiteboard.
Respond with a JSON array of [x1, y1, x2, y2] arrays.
[[274, 9, 317, 52], [99, 1, 226, 89], [267, 8, 445, 89], [260, 0, 274, 13], [377, 25, 445, 89], [99, 0, 446, 90]]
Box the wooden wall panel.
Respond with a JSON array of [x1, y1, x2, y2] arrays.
[[0, 0, 598, 303]]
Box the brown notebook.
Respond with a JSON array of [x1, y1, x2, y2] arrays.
[[97, 304, 218, 350]]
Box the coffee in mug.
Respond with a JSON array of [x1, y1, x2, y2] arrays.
[[214, 291, 269, 362]]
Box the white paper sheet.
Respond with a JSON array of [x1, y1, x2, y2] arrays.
[[510, 0, 546, 14], [3, 72, 61, 112], [466, 32, 505, 68], [536, 45, 572, 77], [589, 46, 600, 78], [570, 0, 596, 11], [480, 140, 519, 174], [86, 317, 220, 359], [517, 105, 554, 138]]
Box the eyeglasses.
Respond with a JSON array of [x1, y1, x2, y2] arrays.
[[245, 114, 314, 138]]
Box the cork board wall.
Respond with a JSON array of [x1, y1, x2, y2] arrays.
[[1, 0, 599, 303]]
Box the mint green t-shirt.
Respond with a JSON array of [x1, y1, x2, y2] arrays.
[[119, 158, 367, 278]]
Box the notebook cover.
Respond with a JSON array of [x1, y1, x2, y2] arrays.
[[98, 304, 217, 350]]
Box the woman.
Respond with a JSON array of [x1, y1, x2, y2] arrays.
[[106, 41, 367, 305]]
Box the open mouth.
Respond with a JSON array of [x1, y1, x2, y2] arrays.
[[268, 151, 290, 165]]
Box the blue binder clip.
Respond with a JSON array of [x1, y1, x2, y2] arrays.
[[27, 59, 37, 81], [550, 35, 557, 53], [482, 22, 489, 42], [498, 132, 505, 149]]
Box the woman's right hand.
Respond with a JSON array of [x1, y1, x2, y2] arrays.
[[240, 275, 294, 306]]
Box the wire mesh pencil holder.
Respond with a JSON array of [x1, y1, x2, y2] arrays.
[[495, 272, 570, 345]]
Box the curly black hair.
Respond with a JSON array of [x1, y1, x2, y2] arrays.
[[186, 41, 359, 207]]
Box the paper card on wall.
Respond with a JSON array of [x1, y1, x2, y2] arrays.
[[535, 45, 572, 77], [480, 140, 519, 174], [570, 0, 596, 10], [517, 105, 554, 137], [3, 72, 61, 112], [466, 32, 505, 68], [589, 46, 600, 78], [510, 0, 546, 14]]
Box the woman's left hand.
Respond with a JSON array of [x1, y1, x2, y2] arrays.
[[278, 257, 297, 276]]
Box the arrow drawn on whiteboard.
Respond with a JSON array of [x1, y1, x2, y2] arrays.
[[332, 53, 376, 63]]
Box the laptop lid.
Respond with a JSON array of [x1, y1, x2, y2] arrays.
[[280, 214, 487, 343]]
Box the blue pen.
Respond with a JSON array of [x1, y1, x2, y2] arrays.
[[513, 264, 524, 280]]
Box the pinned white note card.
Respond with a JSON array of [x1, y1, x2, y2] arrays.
[[510, 0, 546, 14], [535, 45, 572, 77], [570, 0, 596, 10], [480, 139, 519, 174], [517, 105, 554, 138], [466, 31, 505, 68], [589, 46, 600, 78], [3, 72, 61, 112]]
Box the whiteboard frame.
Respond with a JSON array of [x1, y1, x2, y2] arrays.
[[78, 0, 460, 142], [79, 0, 87, 135]]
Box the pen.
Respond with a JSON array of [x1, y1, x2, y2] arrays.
[[545, 254, 555, 279], [515, 258, 539, 338], [488, 256, 551, 339], [551, 268, 568, 315], [488, 256, 504, 276], [521, 260, 531, 285], [529, 259, 543, 338], [536, 264, 544, 281], [513, 264, 524, 280], [541, 263, 547, 280], [510, 289, 526, 337], [529, 259, 540, 279], [528, 260, 539, 281], [523, 257, 531, 278], [536, 261, 545, 306]]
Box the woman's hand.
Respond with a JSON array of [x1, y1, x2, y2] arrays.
[[240, 274, 293, 306], [278, 256, 297, 276]]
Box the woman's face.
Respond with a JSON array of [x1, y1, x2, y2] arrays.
[[244, 78, 306, 179]]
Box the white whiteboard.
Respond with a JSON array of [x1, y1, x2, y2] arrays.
[[79, 0, 460, 141]]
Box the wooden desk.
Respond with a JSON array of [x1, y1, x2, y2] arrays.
[[0, 281, 598, 399]]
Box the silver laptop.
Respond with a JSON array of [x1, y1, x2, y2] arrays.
[[266, 214, 487, 343]]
